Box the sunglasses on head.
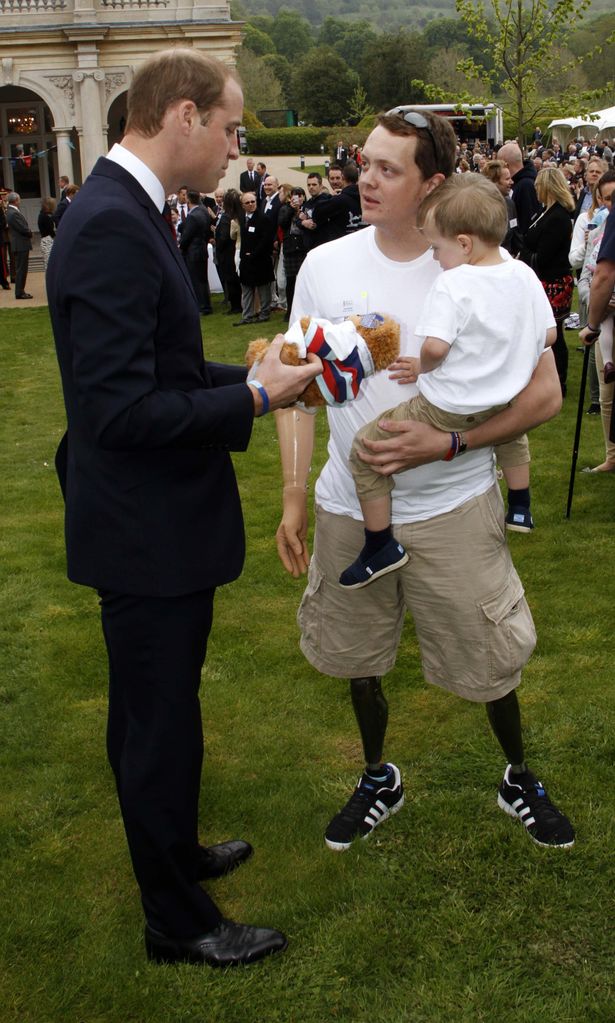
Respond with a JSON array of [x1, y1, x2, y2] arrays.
[[386, 107, 438, 161]]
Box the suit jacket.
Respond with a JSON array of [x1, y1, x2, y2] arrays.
[[6, 205, 32, 252], [239, 208, 275, 286], [179, 204, 212, 264], [53, 196, 71, 227], [239, 170, 262, 194], [260, 193, 281, 224], [312, 184, 363, 242], [47, 156, 254, 597]]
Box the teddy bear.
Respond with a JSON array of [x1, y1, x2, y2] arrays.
[[245, 314, 400, 408]]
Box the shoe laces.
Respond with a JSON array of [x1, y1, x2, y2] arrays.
[[516, 776, 561, 822], [335, 778, 378, 824]]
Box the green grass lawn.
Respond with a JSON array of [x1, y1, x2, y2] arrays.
[[1, 295, 614, 1022]]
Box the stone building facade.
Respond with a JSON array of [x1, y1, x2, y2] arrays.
[[0, 0, 241, 227]]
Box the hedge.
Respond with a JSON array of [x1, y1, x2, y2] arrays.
[[246, 127, 331, 154]]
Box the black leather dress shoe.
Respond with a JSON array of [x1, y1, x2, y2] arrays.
[[16, 293, 33, 299], [145, 919, 287, 966], [197, 839, 253, 879]]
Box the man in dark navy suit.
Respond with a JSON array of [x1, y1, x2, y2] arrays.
[[179, 188, 213, 314], [239, 156, 261, 194], [47, 47, 319, 968]]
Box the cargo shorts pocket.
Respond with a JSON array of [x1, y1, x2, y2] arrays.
[[297, 557, 325, 654], [478, 576, 537, 684]]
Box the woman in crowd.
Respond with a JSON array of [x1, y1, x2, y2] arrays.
[[482, 158, 521, 254], [521, 166, 575, 396], [215, 188, 243, 316], [578, 170, 615, 472], [38, 197, 56, 270], [569, 180, 606, 413], [277, 186, 307, 322]]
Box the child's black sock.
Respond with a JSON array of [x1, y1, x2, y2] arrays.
[[507, 486, 530, 509], [362, 526, 392, 558]]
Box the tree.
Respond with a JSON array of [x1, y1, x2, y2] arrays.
[[261, 53, 294, 106], [347, 84, 374, 125], [270, 9, 315, 63], [235, 49, 284, 114], [242, 24, 275, 57], [455, 0, 614, 142], [427, 45, 481, 99], [362, 30, 429, 111], [292, 48, 358, 125]]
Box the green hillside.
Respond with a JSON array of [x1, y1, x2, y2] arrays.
[[233, 0, 613, 31]]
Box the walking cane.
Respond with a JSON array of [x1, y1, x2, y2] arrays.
[[565, 342, 591, 519]]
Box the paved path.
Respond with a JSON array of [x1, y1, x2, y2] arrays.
[[0, 271, 48, 310]]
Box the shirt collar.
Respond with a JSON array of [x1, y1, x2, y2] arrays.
[[106, 142, 166, 213]]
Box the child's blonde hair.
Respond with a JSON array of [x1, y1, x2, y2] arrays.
[[417, 174, 508, 245]]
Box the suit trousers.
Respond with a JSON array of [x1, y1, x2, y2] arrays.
[[185, 255, 212, 314], [99, 587, 223, 937], [241, 282, 271, 322], [13, 250, 29, 296]]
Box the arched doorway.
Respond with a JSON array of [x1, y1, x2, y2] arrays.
[[0, 86, 58, 231]]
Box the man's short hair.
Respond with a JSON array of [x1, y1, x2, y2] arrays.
[[125, 48, 233, 139], [417, 174, 508, 245], [377, 109, 456, 181], [187, 189, 200, 204], [598, 169, 615, 192], [307, 172, 322, 184], [7, 191, 19, 204], [342, 162, 359, 185]]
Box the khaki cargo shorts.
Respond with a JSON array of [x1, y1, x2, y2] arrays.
[[298, 484, 536, 703]]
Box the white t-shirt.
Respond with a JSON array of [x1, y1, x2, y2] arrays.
[[416, 260, 555, 415], [292, 227, 497, 524]]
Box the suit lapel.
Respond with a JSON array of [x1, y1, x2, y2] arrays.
[[91, 157, 195, 296]]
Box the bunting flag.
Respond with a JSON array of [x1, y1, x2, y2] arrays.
[[0, 140, 75, 165]]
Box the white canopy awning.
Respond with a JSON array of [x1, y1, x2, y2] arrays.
[[548, 106, 615, 137]]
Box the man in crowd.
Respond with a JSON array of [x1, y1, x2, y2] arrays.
[[239, 157, 261, 194], [275, 107, 574, 857], [255, 162, 267, 201], [580, 194, 615, 350], [179, 188, 213, 315], [334, 139, 348, 166], [234, 190, 275, 325], [175, 185, 189, 225], [327, 163, 344, 194], [298, 172, 332, 251], [6, 192, 32, 299], [498, 142, 541, 236], [54, 183, 79, 227], [47, 47, 319, 968], [312, 161, 363, 242]]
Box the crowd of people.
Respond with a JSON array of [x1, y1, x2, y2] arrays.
[[7, 47, 615, 969]]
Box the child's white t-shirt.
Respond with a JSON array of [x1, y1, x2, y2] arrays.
[[415, 259, 555, 414]]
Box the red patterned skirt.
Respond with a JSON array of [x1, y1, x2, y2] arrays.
[[540, 274, 574, 322]]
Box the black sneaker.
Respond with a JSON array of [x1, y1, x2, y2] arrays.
[[325, 764, 404, 851], [339, 537, 409, 588], [586, 402, 601, 415], [497, 765, 575, 848], [505, 505, 534, 533]]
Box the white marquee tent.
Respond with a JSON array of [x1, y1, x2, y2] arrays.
[[548, 105, 615, 139]]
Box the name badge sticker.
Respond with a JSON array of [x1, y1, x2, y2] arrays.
[[248, 225, 256, 233]]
